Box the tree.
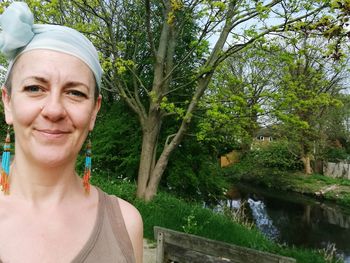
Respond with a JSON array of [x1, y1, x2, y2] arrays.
[[197, 32, 349, 175], [271, 34, 347, 174], [0, 0, 341, 200], [197, 41, 279, 152], [319, 93, 350, 161]]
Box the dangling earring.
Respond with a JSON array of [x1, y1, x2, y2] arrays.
[[1, 126, 11, 194], [83, 137, 92, 194]]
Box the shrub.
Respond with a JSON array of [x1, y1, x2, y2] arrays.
[[244, 141, 303, 171], [88, 102, 141, 180], [324, 147, 349, 162], [164, 138, 228, 202]]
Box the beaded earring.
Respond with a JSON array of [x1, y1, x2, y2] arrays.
[[1, 127, 11, 194], [83, 138, 92, 194]]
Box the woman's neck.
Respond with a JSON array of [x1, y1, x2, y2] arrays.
[[6, 155, 83, 204]]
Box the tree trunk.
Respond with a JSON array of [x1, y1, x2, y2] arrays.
[[143, 144, 172, 201], [136, 111, 161, 199], [314, 159, 323, 174], [301, 155, 313, 174], [300, 141, 313, 175]]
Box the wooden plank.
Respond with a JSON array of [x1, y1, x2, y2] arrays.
[[154, 226, 296, 263], [164, 243, 235, 263]]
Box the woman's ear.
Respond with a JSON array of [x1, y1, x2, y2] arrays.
[[2, 87, 13, 125], [89, 94, 102, 131]]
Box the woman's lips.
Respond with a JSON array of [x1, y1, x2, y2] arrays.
[[35, 129, 70, 139], [39, 129, 70, 134]]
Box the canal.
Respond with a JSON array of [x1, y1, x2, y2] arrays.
[[219, 184, 350, 262]]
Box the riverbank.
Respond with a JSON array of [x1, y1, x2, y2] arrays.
[[227, 168, 350, 207]]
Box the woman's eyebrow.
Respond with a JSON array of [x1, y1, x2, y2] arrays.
[[64, 81, 90, 90], [22, 77, 90, 90], [23, 76, 50, 84]]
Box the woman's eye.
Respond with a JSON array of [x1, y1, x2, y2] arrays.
[[24, 85, 42, 93], [67, 90, 88, 98]]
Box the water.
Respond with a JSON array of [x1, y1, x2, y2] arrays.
[[223, 184, 350, 262], [247, 198, 279, 241]]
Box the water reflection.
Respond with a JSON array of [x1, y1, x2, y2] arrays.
[[220, 184, 350, 262], [247, 199, 279, 241]]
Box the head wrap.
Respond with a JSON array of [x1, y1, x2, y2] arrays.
[[0, 2, 103, 89]]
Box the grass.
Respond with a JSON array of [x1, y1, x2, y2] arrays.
[[92, 175, 340, 263]]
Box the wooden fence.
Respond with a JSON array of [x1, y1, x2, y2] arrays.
[[154, 226, 296, 263], [324, 161, 350, 180]]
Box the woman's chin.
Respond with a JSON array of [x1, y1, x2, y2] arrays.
[[30, 152, 75, 168]]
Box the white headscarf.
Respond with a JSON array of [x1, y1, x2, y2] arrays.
[[0, 2, 103, 89]]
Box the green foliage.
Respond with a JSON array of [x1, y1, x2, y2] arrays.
[[245, 141, 303, 171], [286, 0, 350, 60], [91, 174, 137, 202], [197, 43, 276, 150], [319, 94, 350, 159], [182, 209, 209, 234], [160, 96, 186, 119], [85, 102, 142, 180], [268, 36, 348, 172], [325, 147, 349, 161], [164, 136, 228, 202]]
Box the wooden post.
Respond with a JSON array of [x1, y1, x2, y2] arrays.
[[156, 231, 164, 263]]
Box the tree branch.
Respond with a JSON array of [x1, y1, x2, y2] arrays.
[[145, 0, 157, 57]]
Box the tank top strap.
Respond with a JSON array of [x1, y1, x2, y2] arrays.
[[71, 187, 105, 263], [104, 192, 135, 263]]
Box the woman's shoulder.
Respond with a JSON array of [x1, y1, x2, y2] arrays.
[[98, 189, 142, 223], [118, 197, 142, 222], [105, 192, 143, 232], [99, 189, 143, 263]]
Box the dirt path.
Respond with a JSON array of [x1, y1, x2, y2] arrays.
[[143, 239, 156, 263]]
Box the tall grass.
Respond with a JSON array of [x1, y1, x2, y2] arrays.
[[92, 176, 341, 263]]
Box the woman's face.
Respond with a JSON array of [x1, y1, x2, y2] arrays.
[[2, 50, 101, 167]]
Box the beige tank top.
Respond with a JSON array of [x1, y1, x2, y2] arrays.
[[0, 188, 136, 263], [71, 188, 136, 263]]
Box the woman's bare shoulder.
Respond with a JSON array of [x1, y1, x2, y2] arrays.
[[117, 198, 142, 224]]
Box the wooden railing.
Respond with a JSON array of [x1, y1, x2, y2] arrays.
[[154, 226, 296, 263]]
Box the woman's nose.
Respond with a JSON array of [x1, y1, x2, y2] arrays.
[[40, 93, 67, 121]]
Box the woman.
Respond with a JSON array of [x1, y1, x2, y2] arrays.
[[0, 2, 143, 263]]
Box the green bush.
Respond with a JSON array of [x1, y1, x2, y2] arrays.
[[324, 147, 349, 162], [245, 141, 303, 171], [164, 138, 228, 202], [88, 102, 142, 180]]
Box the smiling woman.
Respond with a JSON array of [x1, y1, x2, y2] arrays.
[[4, 50, 98, 169], [0, 2, 143, 263]]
